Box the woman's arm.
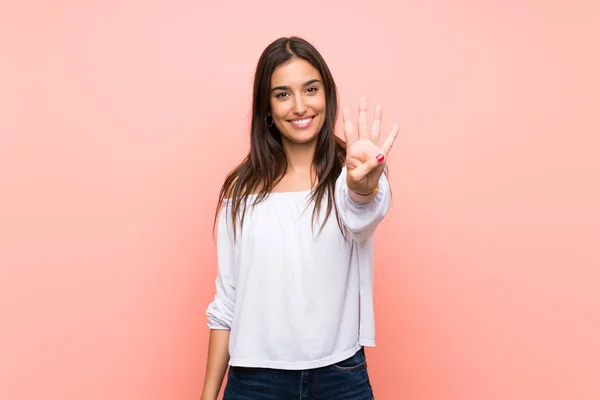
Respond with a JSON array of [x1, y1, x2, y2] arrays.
[[335, 97, 398, 241], [203, 201, 237, 398], [200, 329, 231, 400]]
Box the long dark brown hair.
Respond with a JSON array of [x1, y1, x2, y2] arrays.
[[213, 36, 346, 240]]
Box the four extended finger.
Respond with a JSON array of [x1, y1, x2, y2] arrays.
[[358, 96, 369, 140], [371, 105, 382, 144], [381, 125, 399, 156], [343, 107, 357, 145]]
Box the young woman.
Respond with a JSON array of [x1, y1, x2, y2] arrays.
[[200, 36, 399, 400]]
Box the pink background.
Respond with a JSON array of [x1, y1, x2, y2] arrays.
[[1, 1, 599, 399]]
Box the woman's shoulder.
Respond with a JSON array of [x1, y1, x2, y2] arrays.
[[219, 176, 268, 208]]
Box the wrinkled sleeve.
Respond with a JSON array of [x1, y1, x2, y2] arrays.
[[334, 166, 391, 243], [205, 200, 237, 330]]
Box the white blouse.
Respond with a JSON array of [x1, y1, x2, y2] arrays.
[[205, 166, 391, 370]]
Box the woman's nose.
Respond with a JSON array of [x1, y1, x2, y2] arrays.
[[292, 95, 308, 115]]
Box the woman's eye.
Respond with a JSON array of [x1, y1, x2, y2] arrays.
[[275, 92, 288, 98], [307, 87, 318, 93]]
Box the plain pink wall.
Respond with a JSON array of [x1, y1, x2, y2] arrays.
[[1, 1, 599, 399]]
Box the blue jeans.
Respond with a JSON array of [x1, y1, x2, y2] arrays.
[[223, 347, 374, 400]]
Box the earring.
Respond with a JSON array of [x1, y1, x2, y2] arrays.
[[265, 115, 274, 127]]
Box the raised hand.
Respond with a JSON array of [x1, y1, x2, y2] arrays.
[[343, 96, 399, 200]]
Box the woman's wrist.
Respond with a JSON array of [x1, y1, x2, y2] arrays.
[[348, 185, 378, 203], [352, 186, 378, 196]]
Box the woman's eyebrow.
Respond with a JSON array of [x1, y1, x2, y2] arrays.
[[271, 79, 322, 92]]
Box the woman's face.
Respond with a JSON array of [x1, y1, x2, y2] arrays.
[[269, 58, 327, 145]]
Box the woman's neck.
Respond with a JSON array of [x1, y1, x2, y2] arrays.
[[282, 140, 316, 175], [275, 139, 318, 191]]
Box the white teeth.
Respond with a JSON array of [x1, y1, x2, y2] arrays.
[[290, 117, 313, 125]]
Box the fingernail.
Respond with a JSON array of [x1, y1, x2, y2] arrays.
[[377, 154, 385, 163]]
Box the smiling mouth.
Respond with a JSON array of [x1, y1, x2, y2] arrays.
[[288, 116, 315, 129]]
